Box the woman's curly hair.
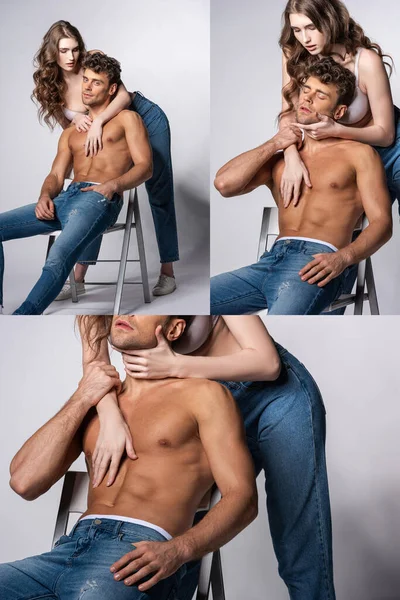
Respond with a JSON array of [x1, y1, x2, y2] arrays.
[[32, 20, 86, 130], [279, 0, 393, 118]]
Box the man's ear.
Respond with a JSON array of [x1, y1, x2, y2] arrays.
[[109, 83, 118, 97], [164, 319, 186, 343], [333, 104, 347, 121]]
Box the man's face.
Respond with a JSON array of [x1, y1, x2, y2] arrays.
[[110, 315, 172, 351], [296, 76, 345, 124], [82, 68, 116, 107]]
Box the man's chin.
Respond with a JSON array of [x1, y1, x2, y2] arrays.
[[296, 112, 318, 125]]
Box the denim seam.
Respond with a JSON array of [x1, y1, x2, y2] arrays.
[[0, 218, 58, 237], [286, 362, 334, 598]]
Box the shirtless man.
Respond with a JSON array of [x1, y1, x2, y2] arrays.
[[0, 53, 152, 315], [211, 57, 392, 315], [1, 315, 257, 600]]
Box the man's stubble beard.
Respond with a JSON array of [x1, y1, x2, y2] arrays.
[[109, 330, 158, 352]]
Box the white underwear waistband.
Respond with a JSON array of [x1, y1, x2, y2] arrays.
[[275, 236, 339, 252], [79, 514, 172, 540]]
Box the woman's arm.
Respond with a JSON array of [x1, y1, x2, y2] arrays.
[[174, 317, 281, 381], [79, 318, 136, 487], [85, 81, 132, 157], [337, 50, 394, 146], [123, 316, 281, 382], [279, 52, 312, 206]]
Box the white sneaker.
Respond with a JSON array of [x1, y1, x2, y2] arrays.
[[55, 281, 86, 301], [152, 274, 177, 296]]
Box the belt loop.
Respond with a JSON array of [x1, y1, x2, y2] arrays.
[[115, 520, 123, 537]]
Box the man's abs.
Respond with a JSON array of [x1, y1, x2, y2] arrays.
[[271, 151, 364, 249]]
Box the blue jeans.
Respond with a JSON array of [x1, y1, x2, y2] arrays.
[[79, 92, 179, 266], [375, 106, 400, 212], [0, 182, 122, 314], [0, 518, 185, 600], [178, 344, 335, 600], [211, 239, 349, 315]]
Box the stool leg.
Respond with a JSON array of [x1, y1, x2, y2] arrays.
[[46, 235, 55, 258], [354, 259, 366, 315], [257, 207, 271, 260], [134, 189, 151, 304], [114, 191, 134, 314], [211, 550, 226, 600], [196, 552, 213, 600], [365, 257, 379, 315], [69, 268, 78, 303]]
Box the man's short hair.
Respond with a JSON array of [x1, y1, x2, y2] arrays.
[[82, 52, 122, 87], [302, 57, 356, 107]]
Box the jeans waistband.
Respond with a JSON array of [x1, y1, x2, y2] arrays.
[[67, 181, 100, 189], [70, 517, 170, 542], [131, 91, 160, 114], [270, 238, 336, 253]]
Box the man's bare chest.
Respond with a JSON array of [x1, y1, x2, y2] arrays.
[[69, 122, 127, 157], [273, 152, 356, 194]]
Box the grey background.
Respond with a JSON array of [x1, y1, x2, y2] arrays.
[[0, 0, 210, 315], [0, 315, 399, 599], [211, 0, 400, 315]]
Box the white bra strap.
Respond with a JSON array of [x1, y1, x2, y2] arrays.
[[354, 47, 362, 82]]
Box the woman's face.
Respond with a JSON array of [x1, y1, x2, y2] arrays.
[[289, 13, 326, 55], [57, 37, 80, 72]]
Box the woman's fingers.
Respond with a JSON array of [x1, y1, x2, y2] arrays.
[[302, 166, 312, 188], [123, 356, 148, 368], [125, 435, 138, 460], [93, 453, 111, 488], [107, 454, 123, 487], [292, 181, 301, 206]]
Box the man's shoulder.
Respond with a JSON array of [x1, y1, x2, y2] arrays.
[[180, 378, 235, 415], [115, 110, 143, 128], [339, 140, 380, 163]]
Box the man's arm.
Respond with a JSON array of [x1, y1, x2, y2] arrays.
[[107, 111, 152, 195], [111, 381, 257, 591], [9, 362, 121, 501], [214, 126, 302, 198], [35, 129, 74, 220], [175, 381, 258, 555], [299, 145, 392, 287]]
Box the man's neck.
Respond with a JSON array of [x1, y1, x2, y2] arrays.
[[87, 101, 111, 120], [300, 132, 341, 155], [120, 375, 170, 398]]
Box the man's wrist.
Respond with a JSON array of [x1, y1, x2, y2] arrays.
[[338, 246, 355, 267], [172, 535, 195, 563], [37, 194, 52, 202], [71, 388, 96, 411]]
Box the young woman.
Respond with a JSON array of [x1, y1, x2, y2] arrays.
[[32, 20, 179, 298], [279, 0, 399, 209], [78, 315, 335, 599]]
